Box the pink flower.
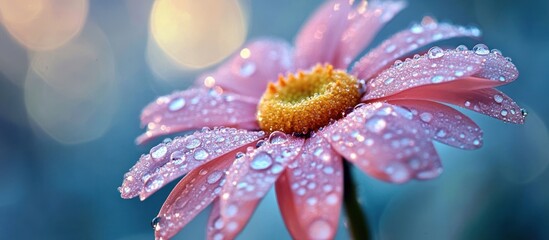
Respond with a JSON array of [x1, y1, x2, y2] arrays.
[[119, 0, 525, 239]]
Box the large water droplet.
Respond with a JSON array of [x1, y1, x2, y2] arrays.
[[239, 62, 256, 77], [150, 145, 167, 159], [473, 44, 489, 55], [268, 131, 288, 144], [186, 138, 201, 149], [366, 118, 387, 133], [250, 152, 273, 170], [168, 97, 186, 111], [427, 46, 444, 59], [194, 149, 209, 160], [500, 109, 508, 116], [410, 23, 424, 34], [419, 112, 433, 123], [308, 219, 332, 239], [207, 170, 223, 184], [455, 45, 468, 51], [493, 94, 503, 103], [151, 216, 161, 230]]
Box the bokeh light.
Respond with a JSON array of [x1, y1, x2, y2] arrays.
[[0, 0, 88, 51], [149, 0, 248, 69], [24, 23, 116, 144]]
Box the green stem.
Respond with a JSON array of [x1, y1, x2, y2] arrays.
[[343, 161, 371, 240]]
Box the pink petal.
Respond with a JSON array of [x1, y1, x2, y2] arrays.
[[294, 0, 354, 69], [119, 128, 264, 200], [321, 102, 443, 183], [137, 88, 259, 144], [195, 38, 294, 99], [384, 85, 525, 124], [275, 135, 343, 240], [219, 132, 304, 239], [206, 199, 224, 240], [335, 0, 406, 68], [352, 21, 481, 80], [153, 155, 233, 240], [389, 99, 483, 149]]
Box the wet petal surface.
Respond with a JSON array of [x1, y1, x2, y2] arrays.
[[120, 128, 264, 200], [389, 100, 483, 149], [322, 102, 442, 183], [362, 48, 518, 102], [138, 88, 259, 143], [153, 155, 232, 240], [196, 38, 294, 99], [219, 133, 304, 239], [352, 21, 481, 80], [275, 135, 343, 240], [336, 0, 406, 68]]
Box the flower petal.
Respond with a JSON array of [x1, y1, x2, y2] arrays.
[[294, 0, 354, 69], [389, 99, 483, 149], [153, 155, 233, 240], [362, 48, 518, 102], [335, 0, 406, 68], [195, 38, 294, 99], [206, 199, 224, 240], [275, 135, 343, 240], [219, 133, 304, 239], [137, 88, 259, 144], [384, 85, 525, 124], [120, 128, 264, 200], [322, 102, 443, 183], [352, 21, 481, 80]]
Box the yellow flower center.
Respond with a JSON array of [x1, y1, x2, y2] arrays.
[[257, 64, 361, 135]]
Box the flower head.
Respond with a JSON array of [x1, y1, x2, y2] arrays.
[[120, 0, 525, 239]]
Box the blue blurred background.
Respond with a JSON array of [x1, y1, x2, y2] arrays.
[[0, 0, 548, 239]]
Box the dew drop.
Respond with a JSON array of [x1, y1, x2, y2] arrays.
[[250, 152, 273, 170], [419, 112, 433, 123], [454, 70, 464, 77], [473, 44, 489, 55], [500, 109, 508, 116], [455, 45, 468, 51], [194, 149, 209, 160], [385, 163, 410, 183], [207, 170, 223, 184], [410, 23, 424, 34], [150, 145, 167, 159], [170, 150, 185, 162], [436, 129, 447, 138], [521, 108, 528, 118], [493, 94, 503, 103], [239, 62, 256, 77], [491, 49, 502, 55], [385, 44, 396, 53], [151, 216, 161, 230], [326, 193, 339, 205], [427, 46, 444, 59], [383, 77, 395, 85], [268, 131, 288, 144], [271, 164, 284, 174], [473, 139, 480, 146], [225, 204, 238, 217], [393, 60, 403, 68], [186, 138, 201, 149], [366, 118, 387, 133], [308, 219, 332, 239], [431, 75, 444, 83], [168, 97, 186, 111], [464, 101, 471, 107]]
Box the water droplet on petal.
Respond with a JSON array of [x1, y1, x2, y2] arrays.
[[383, 77, 395, 85], [151, 216, 161, 230], [385, 44, 396, 53], [473, 44, 489, 55], [427, 46, 444, 59], [454, 70, 464, 77], [436, 129, 447, 138], [366, 118, 386, 133], [500, 109, 508, 116], [491, 49, 502, 55], [410, 23, 424, 34], [493, 94, 503, 103], [207, 170, 223, 184], [250, 152, 273, 170], [194, 148, 209, 160], [268, 131, 288, 144], [431, 75, 444, 83], [239, 62, 256, 77], [225, 204, 238, 217], [150, 145, 167, 159], [186, 138, 201, 149], [521, 108, 528, 118], [419, 112, 433, 122], [455, 45, 468, 51], [464, 101, 471, 107], [168, 97, 185, 111]]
